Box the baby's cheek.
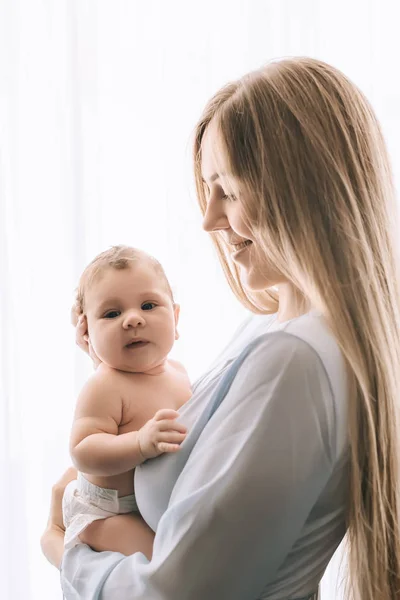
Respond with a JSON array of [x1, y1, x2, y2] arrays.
[[89, 329, 104, 352]]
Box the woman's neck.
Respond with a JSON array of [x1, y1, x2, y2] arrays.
[[276, 282, 311, 323]]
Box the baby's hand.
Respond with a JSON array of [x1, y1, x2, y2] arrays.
[[137, 409, 187, 460]]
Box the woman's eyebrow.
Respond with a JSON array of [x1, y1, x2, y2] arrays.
[[202, 172, 226, 184]]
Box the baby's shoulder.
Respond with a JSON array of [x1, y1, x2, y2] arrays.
[[167, 359, 189, 375], [74, 366, 125, 423], [84, 363, 126, 396]]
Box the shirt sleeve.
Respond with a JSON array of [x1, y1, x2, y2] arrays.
[[60, 332, 335, 600]]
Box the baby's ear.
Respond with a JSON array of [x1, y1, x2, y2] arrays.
[[173, 303, 180, 340], [71, 289, 84, 326], [79, 314, 90, 343], [70, 303, 81, 326]]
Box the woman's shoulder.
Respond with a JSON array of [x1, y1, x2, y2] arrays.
[[207, 311, 344, 387], [249, 311, 347, 397], [278, 311, 347, 391], [250, 310, 343, 367], [247, 311, 348, 461]]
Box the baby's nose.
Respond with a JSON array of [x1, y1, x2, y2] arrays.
[[123, 311, 145, 328]]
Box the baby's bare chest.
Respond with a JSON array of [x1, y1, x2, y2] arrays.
[[118, 371, 191, 434]]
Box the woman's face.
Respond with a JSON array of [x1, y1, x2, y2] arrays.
[[200, 120, 287, 291]]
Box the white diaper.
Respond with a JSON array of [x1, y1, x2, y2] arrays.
[[62, 472, 138, 550]]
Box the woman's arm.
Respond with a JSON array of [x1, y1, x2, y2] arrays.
[[41, 527, 65, 570], [41, 467, 78, 569], [60, 333, 337, 600]]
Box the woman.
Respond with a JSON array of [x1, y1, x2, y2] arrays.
[[41, 57, 400, 599]]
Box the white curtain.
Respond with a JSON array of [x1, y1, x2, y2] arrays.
[[1, 1, 399, 598]]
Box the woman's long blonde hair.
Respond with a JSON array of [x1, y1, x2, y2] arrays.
[[193, 57, 400, 599]]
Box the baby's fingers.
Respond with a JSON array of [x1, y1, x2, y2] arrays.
[[156, 419, 187, 434], [157, 431, 187, 444], [155, 430, 187, 454], [157, 442, 181, 453], [153, 409, 180, 421]]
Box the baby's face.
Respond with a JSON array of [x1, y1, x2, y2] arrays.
[[84, 264, 179, 373]]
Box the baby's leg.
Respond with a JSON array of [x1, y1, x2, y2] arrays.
[[79, 511, 155, 560]]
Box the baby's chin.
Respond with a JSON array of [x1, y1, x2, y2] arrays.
[[101, 356, 168, 376], [99, 360, 146, 374]]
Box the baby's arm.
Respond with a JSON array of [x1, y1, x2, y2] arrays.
[[70, 372, 187, 476], [70, 372, 141, 476]]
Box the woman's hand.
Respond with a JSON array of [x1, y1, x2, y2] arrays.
[[71, 302, 101, 369], [47, 466, 78, 530], [40, 466, 78, 569]]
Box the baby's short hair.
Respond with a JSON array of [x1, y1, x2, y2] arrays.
[[76, 245, 174, 315]]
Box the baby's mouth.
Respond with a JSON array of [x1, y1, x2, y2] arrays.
[[125, 340, 149, 349]]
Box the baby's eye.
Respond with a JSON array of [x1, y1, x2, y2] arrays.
[[104, 310, 121, 319], [142, 302, 156, 311]]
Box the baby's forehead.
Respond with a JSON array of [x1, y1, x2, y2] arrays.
[[92, 258, 151, 281], [87, 261, 172, 302]]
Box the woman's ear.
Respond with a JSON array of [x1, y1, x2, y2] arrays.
[[173, 303, 181, 340]]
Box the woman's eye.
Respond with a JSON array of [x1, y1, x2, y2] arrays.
[[104, 310, 121, 319], [222, 193, 237, 202], [142, 302, 156, 311]]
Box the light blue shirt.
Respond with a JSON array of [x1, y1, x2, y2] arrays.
[[61, 311, 349, 599]]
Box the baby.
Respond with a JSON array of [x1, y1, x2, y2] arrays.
[[62, 245, 192, 555]]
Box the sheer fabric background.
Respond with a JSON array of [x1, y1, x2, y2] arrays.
[[0, 1, 399, 598]]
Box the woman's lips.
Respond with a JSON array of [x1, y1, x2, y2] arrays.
[[232, 240, 252, 260]]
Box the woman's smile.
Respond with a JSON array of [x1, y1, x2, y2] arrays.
[[231, 239, 252, 251], [231, 240, 252, 261]]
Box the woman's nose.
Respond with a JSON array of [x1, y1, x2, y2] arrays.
[[123, 311, 145, 329], [202, 199, 229, 233]]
